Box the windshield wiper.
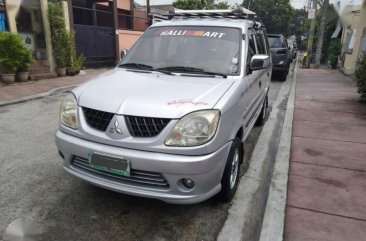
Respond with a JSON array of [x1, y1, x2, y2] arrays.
[[119, 63, 174, 75], [118, 63, 154, 70], [157, 66, 227, 78], [156, 66, 204, 72], [195, 71, 227, 78]]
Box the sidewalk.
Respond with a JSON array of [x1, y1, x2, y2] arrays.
[[284, 68, 366, 240], [0, 68, 109, 104]]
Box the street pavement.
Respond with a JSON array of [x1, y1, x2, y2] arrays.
[[0, 70, 284, 241], [284, 68, 366, 240], [0, 69, 108, 104]]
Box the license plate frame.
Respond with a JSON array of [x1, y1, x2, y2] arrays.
[[88, 152, 130, 177]]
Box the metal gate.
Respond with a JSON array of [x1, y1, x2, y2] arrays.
[[72, 4, 116, 67], [74, 24, 115, 66]]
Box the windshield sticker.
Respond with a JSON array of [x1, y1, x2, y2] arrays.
[[159, 30, 226, 39], [167, 99, 209, 107]]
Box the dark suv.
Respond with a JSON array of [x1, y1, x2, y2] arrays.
[[268, 34, 291, 81]]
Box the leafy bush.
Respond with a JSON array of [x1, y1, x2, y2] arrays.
[[173, 0, 230, 10], [0, 32, 34, 73], [326, 38, 342, 69], [48, 2, 84, 70], [66, 31, 85, 69], [48, 2, 69, 68], [356, 54, 366, 102]]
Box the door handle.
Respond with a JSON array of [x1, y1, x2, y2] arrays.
[[259, 81, 262, 88]]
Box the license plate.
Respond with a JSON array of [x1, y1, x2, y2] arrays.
[[88, 152, 130, 177]]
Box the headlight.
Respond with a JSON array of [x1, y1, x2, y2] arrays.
[[59, 93, 78, 129], [165, 110, 220, 147]]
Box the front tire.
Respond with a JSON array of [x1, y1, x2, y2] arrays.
[[219, 137, 243, 202]]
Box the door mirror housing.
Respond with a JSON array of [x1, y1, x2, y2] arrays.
[[250, 54, 270, 71], [120, 49, 128, 59]]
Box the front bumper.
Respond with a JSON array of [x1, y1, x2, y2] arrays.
[[55, 131, 232, 204]]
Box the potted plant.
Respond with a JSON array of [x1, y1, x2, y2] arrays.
[[67, 54, 85, 76], [0, 32, 25, 84], [66, 31, 85, 76], [16, 47, 34, 82], [53, 29, 68, 77], [48, 2, 69, 77]]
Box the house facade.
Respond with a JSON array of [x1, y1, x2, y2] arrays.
[[1, 0, 149, 78], [340, 0, 366, 75]]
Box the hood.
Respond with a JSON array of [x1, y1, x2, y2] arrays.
[[75, 68, 234, 119]]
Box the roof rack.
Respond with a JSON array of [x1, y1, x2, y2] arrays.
[[168, 7, 256, 20]]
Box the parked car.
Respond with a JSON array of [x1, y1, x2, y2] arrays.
[[268, 34, 291, 81], [55, 9, 272, 204], [287, 40, 297, 60]]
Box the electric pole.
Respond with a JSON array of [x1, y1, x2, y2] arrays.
[[306, 0, 317, 68], [314, 0, 329, 68]]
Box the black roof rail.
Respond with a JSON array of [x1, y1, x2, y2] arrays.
[[167, 7, 256, 20]]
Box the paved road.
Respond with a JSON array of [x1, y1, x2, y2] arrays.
[[0, 74, 284, 241]]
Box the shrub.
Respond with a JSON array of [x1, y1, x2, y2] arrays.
[[0, 32, 34, 73], [48, 2, 69, 68], [48, 2, 84, 70], [356, 54, 366, 103], [326, 39, 342, 69]]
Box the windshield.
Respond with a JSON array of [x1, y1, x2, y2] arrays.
[[268, 36, 284, 48], [121, 26, 241, 76]]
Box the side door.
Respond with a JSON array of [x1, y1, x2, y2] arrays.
[[251, 30, 268, 114], [241, 29, 260, 134], [261, 31, 272, 94]]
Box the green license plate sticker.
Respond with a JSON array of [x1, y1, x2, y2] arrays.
[[88, 152, 130, 177]]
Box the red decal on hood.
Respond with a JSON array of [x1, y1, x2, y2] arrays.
[[168, 99, 209, 106]]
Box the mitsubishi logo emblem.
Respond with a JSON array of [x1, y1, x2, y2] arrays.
[[109, 120, 123, 135]]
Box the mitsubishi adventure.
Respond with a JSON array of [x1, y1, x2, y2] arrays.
[[55, 9, 272, 204]]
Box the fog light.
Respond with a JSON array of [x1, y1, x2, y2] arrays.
[[58, 151, 64, 160], [182, 178, 195, 188]]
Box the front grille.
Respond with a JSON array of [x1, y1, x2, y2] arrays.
[[125, 116, 170, 137], [82, 107, 114, 132], [71, 156, 170, 189]]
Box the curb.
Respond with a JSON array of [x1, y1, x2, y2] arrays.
[[258, 63, 298, 241], [0, 84, 77, 108], [217, 66, 295, 241]]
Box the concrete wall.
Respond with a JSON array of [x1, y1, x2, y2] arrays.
[[340, 3, 366, 75], [118, 30, 142, 51], [134, 10, 148, 31]]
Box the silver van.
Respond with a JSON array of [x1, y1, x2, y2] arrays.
[[55, 9, 272, 204]]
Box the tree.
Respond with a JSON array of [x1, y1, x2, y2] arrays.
[[242, 0, 294, 36], [173, 0, 230, 10]]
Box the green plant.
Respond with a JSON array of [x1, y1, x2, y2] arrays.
[[326, 38, 341, 69], [48, 2, 69, 68], [356, 54, 366, 103], [66, 31, 85, 69], [17, 47, 34, 72], [0, 32, 33, 74]]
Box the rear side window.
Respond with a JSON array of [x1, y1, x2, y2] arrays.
[[255, 33, 266, 54], [268, 36, 284, 48]]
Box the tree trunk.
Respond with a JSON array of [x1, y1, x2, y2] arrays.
[[314, 0, 329, 68]]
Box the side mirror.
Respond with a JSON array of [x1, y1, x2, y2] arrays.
[[120, 49, 128, 59], [250, 54, 270, 71]]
